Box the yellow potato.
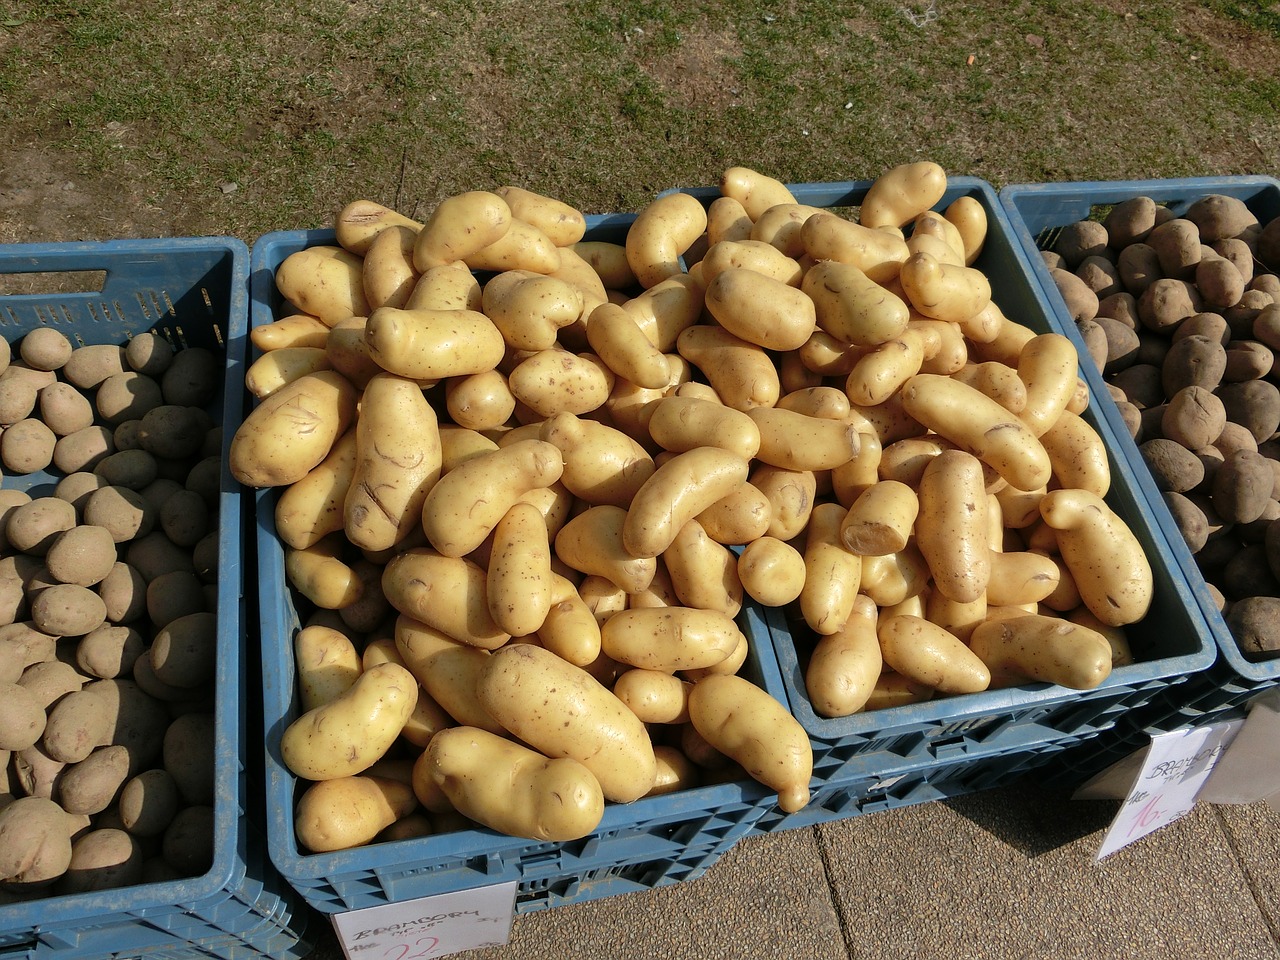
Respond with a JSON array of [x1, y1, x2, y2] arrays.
[[775, 386, 850, 421], [555, 505, 657, 594], [844, 328, 931, 407], [1017, 333, 1079, 438], [622, 447, 751, 558], [970, 315, 1039, 366], [413, 190, 511, 270], [799, 502, 862, 635], [687, 673, 812, 813], [719, 166, 797, 220], [877, 615, 990, 695], [482, 271, 584, 351], [424, 726, 603, 841], [363, 225, 419, 311], [663, 519, 743, 617], [985, 550, 1061, 607], [969, 614, 1113, 689], [748, 406, 861, 472], [699, 239, 804, 287], [320, 316, 379, 390], [364, 307, 505, 381], [494, 185, 587, 246], [626, 191, 708, 289], [924, 591, 988, 645], [538, 412, 655, 507], [280, 661, 418, 780], [864, 671, 935, 710], [830, 430, 882, 506], [951, 361, 1027, 413], [585, 302, 670, 389], [696, 482, 773, 545], [704, 267, 816, 351], [438, 424, 500, 471], [647, 395, 761, 460], [915, 449, 991, 604], [737, 536, 805, 607], [648, 745, 699, 796], [405, 261, 483, 312], [487, 502, 554, 638], [285, 535, 363, 610], [801, 259, 911, 347], [230, 370, 358, 488], [294, 624, 361, 712], [612, 669, 692, 725], [295, 775, 417, 853], [907, 230, 964, 267], [476, 644, 657, 803], [800, 213, 911, 284], [751, 464, 817, 541], [275, 246, 369, 327], [840, 479, 918, 556], [706, 196, 754, 246], [899, 373, 1052, 492], [1038, 489, 1153, 626], [749, 203, 829, 258], [507, 349, 614, 418], [805, 594, 881, 716], [798, 330, 863, 378], [573, 240, 637, 291], [444, 370, 515, 432], [344, 372, 443, 552], [945, 195, 987, 265], [274, 428, 358, 550], [858, 544, 929, 608], [335, 199, 422, 255], [382, 549, 510, 649], [394, 615, 503, 733], [466, 216, 560, 274], [244, 347, 332, 400], [420, 438, 563, 558], [621, 274, 705, 352], [250, 313, 331, 353], [911, 211, 966, 263], [911, 318, 968, 376], [601, 607, 742, 673], [537, 574, 603, 667], [899, 251, 991, 325], [860, 161, 948, 230], [676, 324, 780, 411]]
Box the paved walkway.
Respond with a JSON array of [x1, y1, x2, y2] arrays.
[[303, 776, 1280, 960]]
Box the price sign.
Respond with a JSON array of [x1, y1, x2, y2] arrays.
[[1095, 720, 1241, 861], [331, 882, 517, 960]]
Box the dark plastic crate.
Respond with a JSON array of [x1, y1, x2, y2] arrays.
[[251, 221, 789, 917], [660, 177, 1218, 772], [0, 240, 312, 959], [1000, 177, 1280, 729]]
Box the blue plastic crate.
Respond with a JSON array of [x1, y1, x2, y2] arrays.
[[1000, 177, 1280, 729], [0, 240, 312, 960], [251, 221, 791, 917], [656, 177, 1217, 772]]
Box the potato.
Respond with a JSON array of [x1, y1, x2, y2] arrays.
[[8, 496, 77, 556], [676, 324, 780, 411], [280, 662, 418, 781], [735, 536, 805, 607], [1147, 219, 1202, 280], [423, 726, 602, 842], [31, 583, 108, 638], [839, 480, 917, 556], [295, 775, 417, 853], [0, 796, 73, 886], [687, 673, 811, 813], [394, 616, 502, 733], [486, 501, 553, 638], [507, 349, 613, 419], [718, 166, 796, 220], [704, 267, 816, 352], [537, 413, 653, 508], [1161, 385, 1226, 450], [420, 439, 562, 558], [1211, 449, 1275, 524], [293, 625, 362, 712], [913, 450, 991, 604], [622, 447, 751, 558], [42, 687, 114, 763], [476, 644, 656, 803], [118, 768, 181, 837], [653, 518, 741, 616], [34, 382, 93, 438], [1038, 488, 1153, 626], [624, 191, 706, 289], [600, 606, 741, 673], [58, 744, 131, 816], [1139, 438, 1204, 493], [646, 396, 760, 461], [52, 425, 114, 475], [161, 804, 215, 875], [229, 370, 359, 489], [0, 681, 46, 751], [1050, 268, 1100, 323], [804, 594, 881, 717], [381, 549, 508, 649], [1138, 278, 1203, 332], [1226, 596, 1280, 660], [1, 418, 56, 474]]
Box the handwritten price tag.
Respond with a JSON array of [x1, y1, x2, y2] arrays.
[[1096, 720, 1241, 861], [331, 882, 517, 960]]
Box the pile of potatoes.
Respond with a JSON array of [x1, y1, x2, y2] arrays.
[[1045, 195, 1280, 660], [235, 162, 1155, 852], [0, 329, 224, 896]]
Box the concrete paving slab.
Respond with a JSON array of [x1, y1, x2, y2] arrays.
[[303, 827, 847, 960], [1210, 801, 1280, 941], [817, 781, 1280, 960]]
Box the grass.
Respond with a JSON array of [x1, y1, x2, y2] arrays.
[[1, 0, 1278, 241]]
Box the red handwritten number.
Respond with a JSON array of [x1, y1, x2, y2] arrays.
[[1126, 795, 1166, 838], [383, 937, 440, 960]]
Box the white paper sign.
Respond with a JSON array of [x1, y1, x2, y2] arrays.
[[331, 882, 517, 960], [1095, 720, 1242, 861]]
